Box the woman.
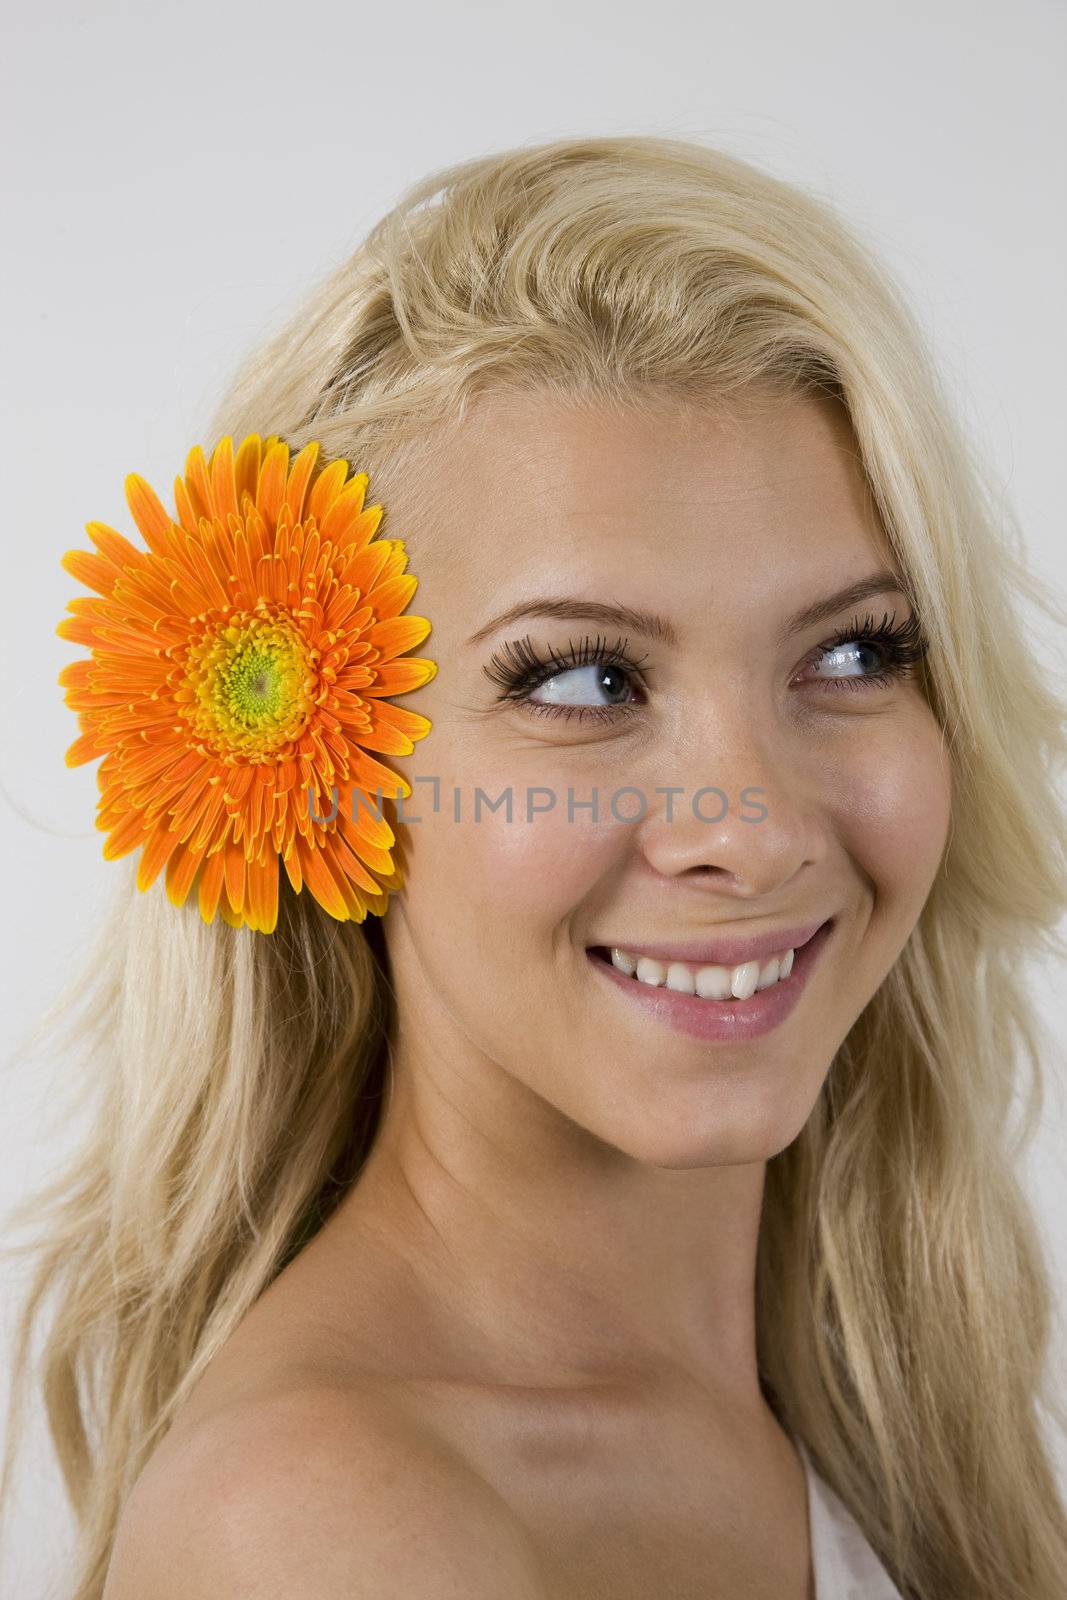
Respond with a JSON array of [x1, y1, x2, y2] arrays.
[[3, 135, 1066, 1599]]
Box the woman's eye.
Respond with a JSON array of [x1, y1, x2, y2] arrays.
[[793, 610, 928, 694], [808, 639, 886, 681], [528, 662, 641, 709], [487, 613, 922, 724], [482, 634, 651, 723]]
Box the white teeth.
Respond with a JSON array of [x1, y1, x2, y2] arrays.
[[665, 962, 696, 995], [730, 960, 760, 1000], [607, 943, 797, 1001], [755, 956, 781, 992], [695, 965, 732, 1000]]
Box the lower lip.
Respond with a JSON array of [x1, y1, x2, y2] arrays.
[[586, 921, 835, 1042]]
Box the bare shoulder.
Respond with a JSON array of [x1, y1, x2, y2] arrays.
[[103, 1384, 547, 1599]]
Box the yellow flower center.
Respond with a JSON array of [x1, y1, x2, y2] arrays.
[[183, 609, 317, 757]]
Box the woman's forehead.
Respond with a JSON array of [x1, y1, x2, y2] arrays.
[[430, 388, 865, 515], [405, 387, 891, 610]]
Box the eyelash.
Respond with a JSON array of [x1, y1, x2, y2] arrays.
[[483, 634, 650, 722], [482, 612, 929, 723]]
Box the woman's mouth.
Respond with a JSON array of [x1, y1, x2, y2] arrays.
[[585, 919, 835, 1042]]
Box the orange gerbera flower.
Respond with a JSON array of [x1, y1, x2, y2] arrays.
[[56, 433, 437, 934]]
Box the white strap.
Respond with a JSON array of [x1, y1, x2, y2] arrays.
[[796, 1439, 904, 1599]]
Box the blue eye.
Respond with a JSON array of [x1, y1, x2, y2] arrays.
[[483, 634, 649, 723], [809, 638, 889, 686], [801, 610, 929, 694], [527, 661, 640, 712], [483, 611, 929, 723]]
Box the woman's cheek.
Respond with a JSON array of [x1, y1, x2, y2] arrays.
[[460, 794, 623, 929], [827, 709, 952, 921], [391, 754, 617, 934]]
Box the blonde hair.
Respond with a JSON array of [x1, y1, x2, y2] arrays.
[[4, 134, 1067, 1599]]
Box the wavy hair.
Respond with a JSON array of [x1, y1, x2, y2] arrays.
[[3, 135, 1067, 1599]]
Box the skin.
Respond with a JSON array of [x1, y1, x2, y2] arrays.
[[144, 385, 953, 1598]]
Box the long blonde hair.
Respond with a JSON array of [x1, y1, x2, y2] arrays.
[[3, 134, 1066, 1600]]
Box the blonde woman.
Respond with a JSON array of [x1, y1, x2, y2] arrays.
[[3, 135, 1066, 1599]]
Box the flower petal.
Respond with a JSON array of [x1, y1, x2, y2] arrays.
[[361, 658, 438, 696], [233, 434, 262, 507], [197, 846, 227, 923], [368, 573, 418, 622], [354, 718, 417, 756], [183, 444, 214, 524], [102, 808, 151, 861], [340, 539, 393, 594], [320, 481, 374, 548], [281, 840, 303, 894], [296, 834, 351, 920], [209, 436, 239, 524], [369, 699, 434, 742], [124, 473, 178, 558], [61, 548, 121, 598], [306, 458, 351, 524], [256, 439, 290, 534], [283, 441, 320, 525], [87, 522, 153, 575], [223, 837, 247, 915], [329, 829, 387, 894], [64, 731, 104, 767], [136, 817, 182, 890], [333, 826, 394, 882], [245, 850, 279, 933], [347, 747, 411, 799], [364, 615, 432, 660], [165, 841, 207, 906]]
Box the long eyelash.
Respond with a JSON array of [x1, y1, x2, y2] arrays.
[[483, 633, 650, 722], [481, 611, 930, 724], [811, 609, 929, 692]]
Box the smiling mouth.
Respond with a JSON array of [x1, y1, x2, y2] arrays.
[[583, 919, 836, 1041], [585, 919, 832, 1001]]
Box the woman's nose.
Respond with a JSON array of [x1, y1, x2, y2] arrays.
[[629, 706, 829, 899]]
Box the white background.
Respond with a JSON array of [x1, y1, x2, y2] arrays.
[[2, 1, 1064, 1593]]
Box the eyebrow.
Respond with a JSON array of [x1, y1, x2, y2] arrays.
[[464, 569, 911, 650]]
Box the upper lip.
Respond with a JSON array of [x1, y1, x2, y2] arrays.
[[591, 919, 832, 970]]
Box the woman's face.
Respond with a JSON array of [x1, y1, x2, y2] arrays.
[[376, 387, 952, 1166]]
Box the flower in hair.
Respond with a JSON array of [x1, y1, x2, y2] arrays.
[[56, 433, 437, 934]]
